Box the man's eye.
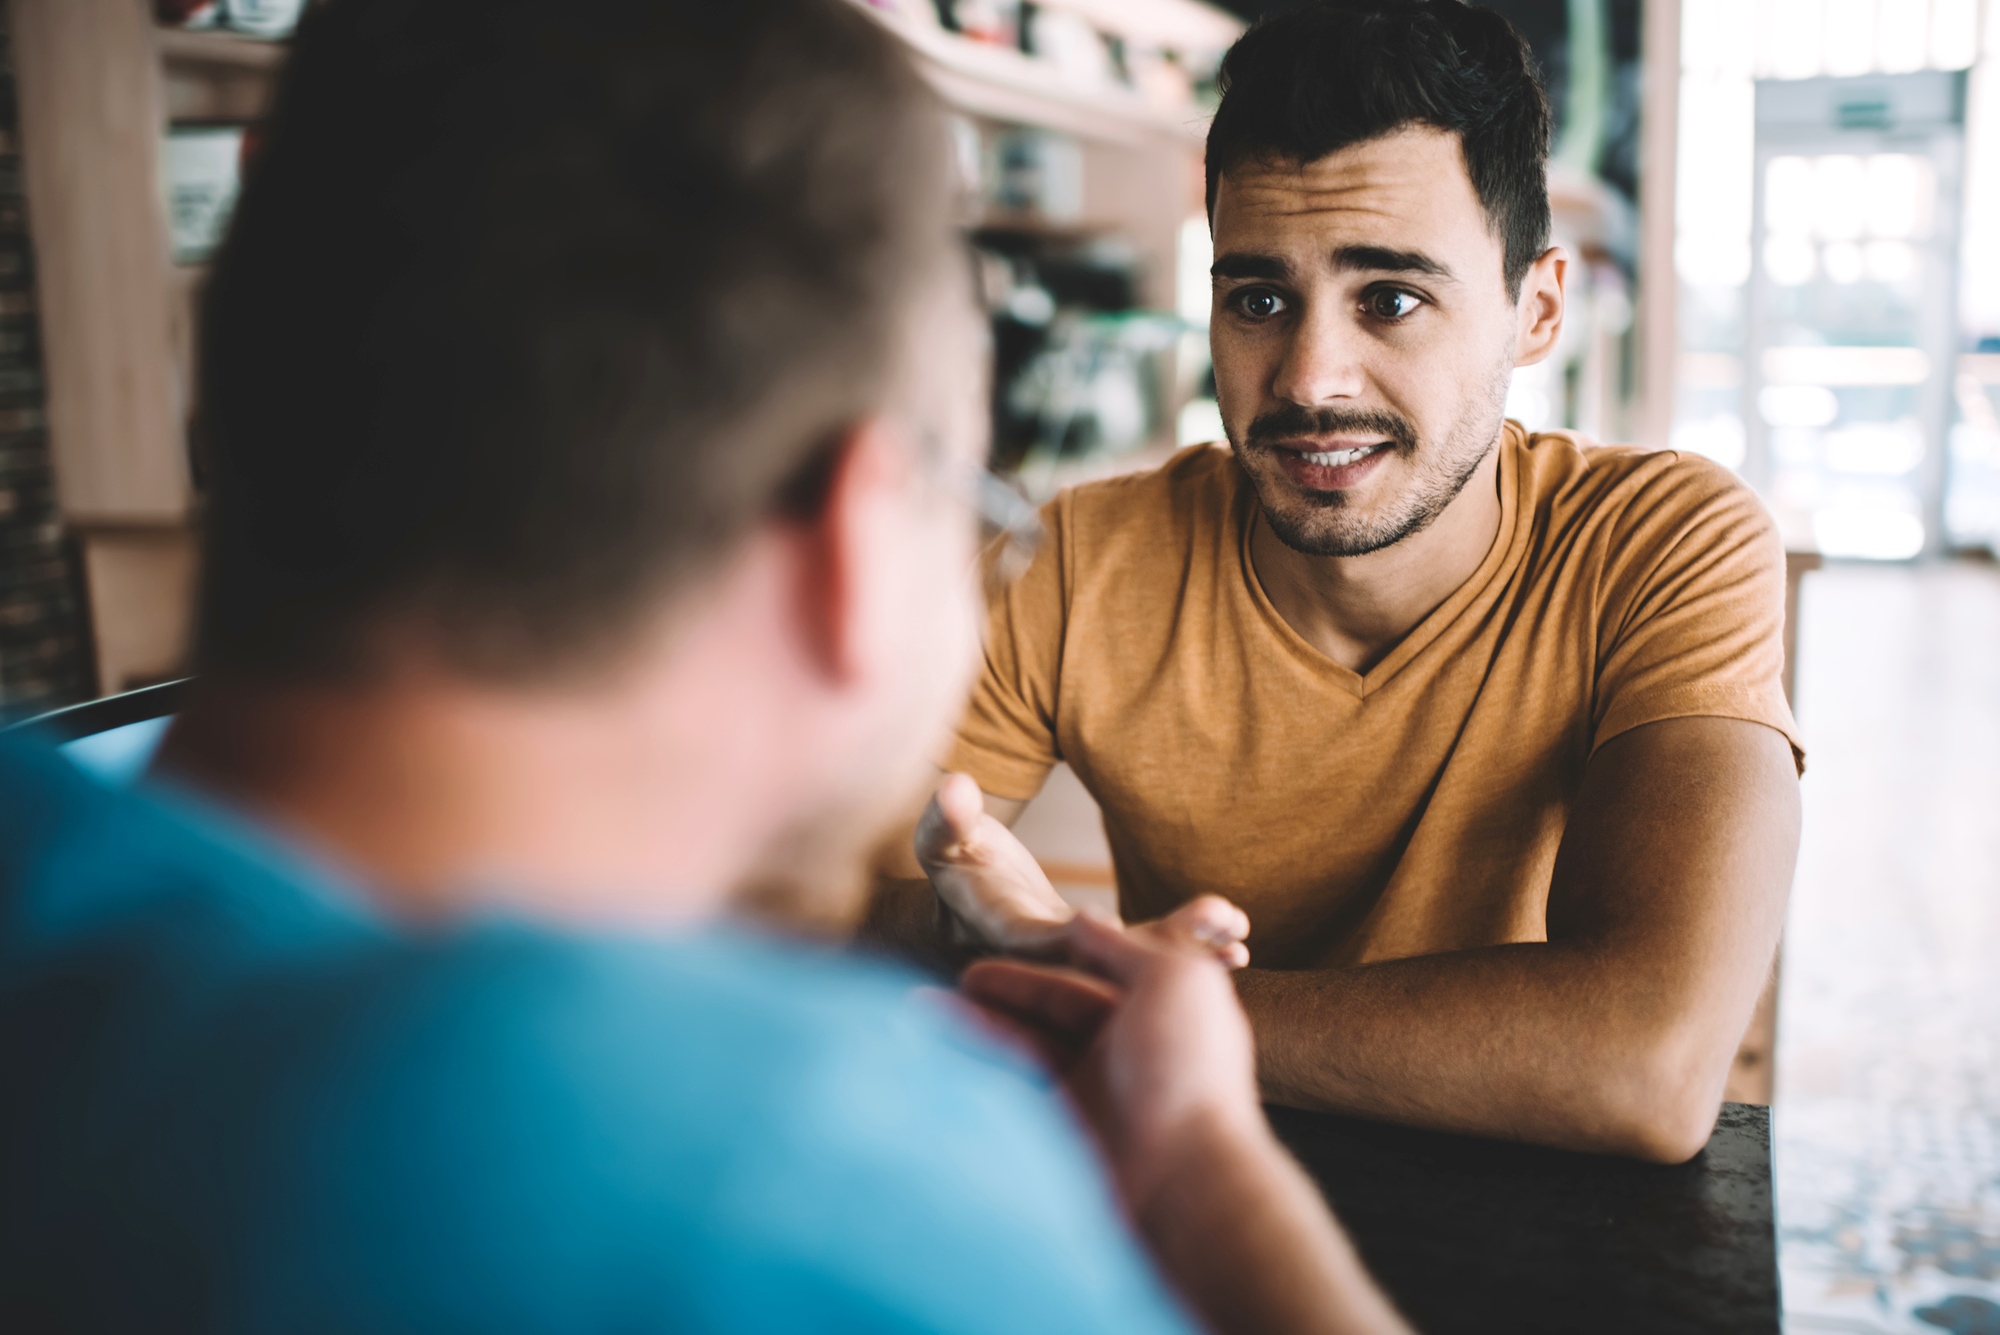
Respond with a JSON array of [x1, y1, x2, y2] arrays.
[[1232, 289, 1287, 320], [1365, 288, 1423, 320]]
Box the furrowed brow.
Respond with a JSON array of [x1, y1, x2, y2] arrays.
[[1210, 253, 1292, 282], [1332, 245, 1456, 281]]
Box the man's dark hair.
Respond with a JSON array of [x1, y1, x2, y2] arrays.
[[195, 0, 954, 682], [1205, 0, 1552, 298]]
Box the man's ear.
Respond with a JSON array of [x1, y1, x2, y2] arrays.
[[1513, 245, 1568, 368], [789, 416, 916, 688]]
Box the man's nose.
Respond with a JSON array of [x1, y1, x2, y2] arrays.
[[1270, 304, 1368, 406]]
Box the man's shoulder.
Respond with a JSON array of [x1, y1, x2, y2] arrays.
[[0, 743, 1178, 1332], [1523, 428, 1761, 507], [1518, 427, 1776, 547]]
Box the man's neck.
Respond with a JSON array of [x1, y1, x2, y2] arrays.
[[154, 622, 816, 928], [1248, 440, 1505, 675], [157, 681, 751, 923]]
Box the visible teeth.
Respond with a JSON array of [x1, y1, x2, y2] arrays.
[[1301, 444, 1382, 467]]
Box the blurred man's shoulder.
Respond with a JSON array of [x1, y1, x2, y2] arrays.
[[0, 743, 1174, 1331]]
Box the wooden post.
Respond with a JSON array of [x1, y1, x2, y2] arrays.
[[1635, 0, 1679, 450], [11, 0, 185, 522], [1722, 550, 1820, 1106], [12, 0, 198, 691]]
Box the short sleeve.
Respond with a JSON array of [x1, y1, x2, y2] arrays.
[[1591, 459, 1806, 772], [948, 490, 1073, 800]]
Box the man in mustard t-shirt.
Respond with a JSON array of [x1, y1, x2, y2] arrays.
[[871, 0, 1805, 1163]]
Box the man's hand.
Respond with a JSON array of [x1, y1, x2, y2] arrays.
[[959, 909, 1408, 1335], [916, 773, 1250, 966], [916, 773, 1076, 955], [961, 906, 1261, 1204]]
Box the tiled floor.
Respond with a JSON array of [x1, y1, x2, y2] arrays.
[[1776, 560, 2000, 1334]]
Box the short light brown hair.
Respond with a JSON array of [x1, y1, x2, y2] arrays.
[[195, 0, 957, 680]]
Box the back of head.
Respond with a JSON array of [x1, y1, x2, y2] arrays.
[[1205, 0, 1551, 297], [197, 0, 955, 683]]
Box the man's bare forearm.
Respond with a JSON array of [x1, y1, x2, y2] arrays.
[[1136, 1113, 1409, 1335], [1242, 719, 1800, 1163], [1236, 940, 1758, 1162]]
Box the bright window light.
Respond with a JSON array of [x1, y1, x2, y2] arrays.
[[1929, 0, 1978, 68], [1878, 0, 1932, 72], [1813, 156, 1868, 239], [1505, 362, 1557, 432], [1822, 240, 1866, 284], [1761, 384, 1842, 426], [1864, 240, 1917, 282], [1763, 346, 1932, 385], [1863, 155, 1932, 237], [1766, 235, 1819, 285], [1811, 504, 1927, 557], [1767, 156, 1817, 233], [1177, 396, 1223, 447], [1767, 0, 1827, 78], [1823, 420, 1926, 473], [1672, 415, 1750, 468], [1177, 215, 1212, 330], [1822, 0, 1875, 74]]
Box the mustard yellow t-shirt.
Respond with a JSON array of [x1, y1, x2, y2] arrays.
[[951, 424, 1804, 970]]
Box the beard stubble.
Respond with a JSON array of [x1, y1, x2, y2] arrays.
[[1231, 367, 1511, 558]]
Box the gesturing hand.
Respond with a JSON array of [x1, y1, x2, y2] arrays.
[[958, 904, 1264, 1212], [916, 773, 1075, 956], [916, 773, 1252, 966]]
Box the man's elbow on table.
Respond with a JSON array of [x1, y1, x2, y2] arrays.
[[1592, 1026, 1730, 1164]]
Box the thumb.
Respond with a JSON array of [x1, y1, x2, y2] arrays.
[[935, 773, 986, 844], [917, 772, 987, 865]]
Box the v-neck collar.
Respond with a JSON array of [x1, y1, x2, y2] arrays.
[[1236, 423, 1527, 700]]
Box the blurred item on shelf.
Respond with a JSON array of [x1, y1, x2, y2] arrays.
[[155, 0, 304, 40], [164, 125, 246, 265], [851, 0, 1234, 128], [1023, 7, 1115, 89], [975, 225, 1181, 484], [938, 0, 1020, 47], [986, 126, 1083, 223]]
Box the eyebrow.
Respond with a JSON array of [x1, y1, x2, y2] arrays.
[[1332, 244, 1455, 280], [1210, 253, 1291, 281], [1210, 245, 1457, 283]]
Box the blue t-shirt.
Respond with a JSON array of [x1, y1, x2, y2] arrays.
[[0, 735, 1195, 1333]]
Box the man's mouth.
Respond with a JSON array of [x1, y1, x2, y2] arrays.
[[1267, 439, 1395, 491], [1295, 442, 1390, 468]]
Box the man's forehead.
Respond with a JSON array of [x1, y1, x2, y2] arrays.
[[1212, 126, 1490, 249]]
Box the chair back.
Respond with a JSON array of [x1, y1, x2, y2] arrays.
[[2, 679, 189, 784]]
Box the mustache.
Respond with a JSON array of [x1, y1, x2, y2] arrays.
[[1243, 405, 1418, 454]]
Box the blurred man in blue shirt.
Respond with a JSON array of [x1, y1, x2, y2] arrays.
[[0, 1, 1404, 1332]]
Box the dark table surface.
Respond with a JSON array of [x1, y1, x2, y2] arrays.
[[1269, 1102, 1779, 1334]]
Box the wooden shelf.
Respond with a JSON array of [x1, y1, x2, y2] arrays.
[[156, 27, 287, 73], [856, 6, 1212, 147], [1042, 0, 1241, 53]]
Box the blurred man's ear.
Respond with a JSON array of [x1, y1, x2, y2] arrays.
[[788, 418, 922, 689], [1513, 246, 1568, 368]]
